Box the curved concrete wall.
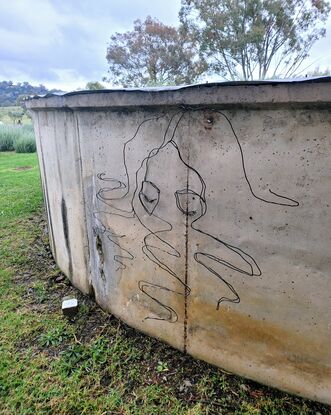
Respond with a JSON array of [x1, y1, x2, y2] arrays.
[[27, 80, 331, 404]]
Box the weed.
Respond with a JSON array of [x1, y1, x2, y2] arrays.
[[156, 361, 169, 373], [89, 337, 109, 365], [58, 344, 86, 375], [38, 327, 68, 347]]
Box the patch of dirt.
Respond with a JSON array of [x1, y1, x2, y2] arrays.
[[13, 166, 33, 171]]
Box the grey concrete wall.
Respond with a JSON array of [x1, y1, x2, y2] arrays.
[[27, 80, 331, 404]]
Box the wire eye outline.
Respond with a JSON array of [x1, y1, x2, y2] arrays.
[[139, 180, 160, 215], [174, 188, 206, 217]]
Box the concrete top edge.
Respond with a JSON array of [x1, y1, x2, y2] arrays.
[[25, 77, 331, 110]]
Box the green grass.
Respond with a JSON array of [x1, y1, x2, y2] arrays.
[[0, 152, 330, 414], [0, 153, 40, 224]]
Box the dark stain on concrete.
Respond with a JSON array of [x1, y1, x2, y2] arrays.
[[38, 122, 57, 263], [89, 282, 96, 300], [61, 197, 73, 278], [203, 112, 215, 130], [96, 234, 105, 281]]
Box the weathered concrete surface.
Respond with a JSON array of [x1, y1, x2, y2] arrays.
[[27, 79, 331, 404]]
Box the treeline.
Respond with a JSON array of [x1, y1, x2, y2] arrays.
[[0, 81, 61, 107]]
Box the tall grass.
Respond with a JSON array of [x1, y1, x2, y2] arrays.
[[0, 124, 36, 153]]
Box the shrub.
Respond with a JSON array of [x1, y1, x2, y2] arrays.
[[14, 136, 36, 153], [0, 135, 15, 151], [0, 125, 19, 151], [0, 124, 36, 153]]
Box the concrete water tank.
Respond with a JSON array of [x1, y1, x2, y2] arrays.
[[26, 79, 331, 404]]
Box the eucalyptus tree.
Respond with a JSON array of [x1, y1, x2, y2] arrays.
[[179, 0, 331, 80], [105, 16, 206, 87]]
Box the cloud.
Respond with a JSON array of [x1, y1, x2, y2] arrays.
[[0, 0, 181, 90]]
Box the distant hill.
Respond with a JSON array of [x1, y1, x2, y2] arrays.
[[0, 81, 63, 106]]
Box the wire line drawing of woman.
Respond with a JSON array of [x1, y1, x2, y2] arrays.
[[94, 109, 299, 324]]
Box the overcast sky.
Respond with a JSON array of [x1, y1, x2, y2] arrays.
[[0, 0, 330, 91]]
